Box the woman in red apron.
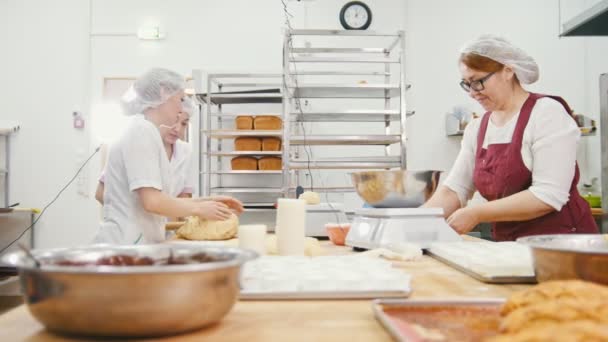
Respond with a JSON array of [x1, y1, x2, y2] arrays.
[[424, 35, 598, 241]]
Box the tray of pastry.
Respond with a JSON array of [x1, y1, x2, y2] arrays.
[[374, 299, 505, 342], [426, 241, 537, 284], [239, 255, 412, 300]]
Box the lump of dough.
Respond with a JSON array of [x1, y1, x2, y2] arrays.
[[265, 235, 323, 256], [299, 191, 320, 205], [176, 214, 238, 241]]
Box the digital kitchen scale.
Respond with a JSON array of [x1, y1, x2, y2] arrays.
[[345, 208, 462, 250]]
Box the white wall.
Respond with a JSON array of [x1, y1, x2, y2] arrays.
[[2, 0, 607, 248], [0, 0, 97, 248]]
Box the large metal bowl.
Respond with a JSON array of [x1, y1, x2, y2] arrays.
[[351, 170, 442, 208], [1, 244, 257, 337], [517, 234, 608, 285]]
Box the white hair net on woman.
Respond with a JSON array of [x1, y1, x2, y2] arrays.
[[460, 35, 539, 84], [122, 68, 186, 115], [180, 96, 198, 118]]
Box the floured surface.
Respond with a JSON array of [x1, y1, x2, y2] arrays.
[[240, 255, 411, 298], [427, 241, 535, 280]]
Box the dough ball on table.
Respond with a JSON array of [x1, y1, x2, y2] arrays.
[[177, 213, 239, 240], [299, 191, 320, 205]]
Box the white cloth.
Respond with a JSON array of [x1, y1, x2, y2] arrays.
[[170, 139, 197, 196], [93, 114, 172, 245], [444, 97, 580, 211]]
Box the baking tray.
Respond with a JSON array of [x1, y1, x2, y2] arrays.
[[240, 288, 411, 300], [426, 250, 537, 284], [373, 298, 505, 342]]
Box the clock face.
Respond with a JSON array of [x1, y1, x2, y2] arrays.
[[340, 1, 372, 30]]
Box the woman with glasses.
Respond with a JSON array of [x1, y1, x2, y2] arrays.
[[424, 35, 598, 241]]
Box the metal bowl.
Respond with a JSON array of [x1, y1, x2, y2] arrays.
[[351, 170, 442, 208], [517, 234, 608, 285], [1, 244, 257, 337]]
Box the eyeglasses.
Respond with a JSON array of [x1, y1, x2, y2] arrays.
[[460, 72, 495, 92]]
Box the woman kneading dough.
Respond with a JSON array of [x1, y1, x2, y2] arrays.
[[93, 68, 243, 245]]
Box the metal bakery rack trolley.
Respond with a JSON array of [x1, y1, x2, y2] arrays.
[[283, 29, 411, 197]]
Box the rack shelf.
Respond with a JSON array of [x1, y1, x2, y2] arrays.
[[290, 84, 400, 98], [291, 135, 401, 146]]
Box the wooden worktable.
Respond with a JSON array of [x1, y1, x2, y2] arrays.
[[0, 241, 532, 341]]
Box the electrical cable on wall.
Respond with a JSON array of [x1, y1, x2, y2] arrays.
[[281, 0, 342, 224], [0, 146, 101, 255]]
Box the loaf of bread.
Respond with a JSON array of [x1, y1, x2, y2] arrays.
[[258, 156, 282, 170], [235, 116, 253, 130], [231, 156, 258, 170], [254, 116, 282, 130], [262, 137, 282, 151], [234, 137, 262, 151]]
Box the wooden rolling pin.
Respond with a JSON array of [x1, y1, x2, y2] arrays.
[[165, 221, 186, 230]]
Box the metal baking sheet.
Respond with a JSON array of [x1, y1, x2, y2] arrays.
[[426, 251, 537, 284], [373, 298, 505, 342], [239, 289, 410, 300]]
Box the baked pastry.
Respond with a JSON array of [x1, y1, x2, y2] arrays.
[[176, 214, 238, 241], [500, 298, 608, 334], [253, 116, 282, 130], [234, 137, 262, 151], [501, 280, 608, 316], [487, 321, 608, 342], [231, 156, 258, 170], [235, 116, 253, 130], [262, 137, 282, 151], [258, 156, 282, 170]]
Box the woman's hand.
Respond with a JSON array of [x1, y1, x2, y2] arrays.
[[195, 196, 244, 214], [195, 201, 233, 221], [446, 207, 480, 235]]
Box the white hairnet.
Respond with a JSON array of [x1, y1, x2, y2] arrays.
[[460, 35, 539, 84], [180, 96, 198, 118], [122, 68, 186, 115]]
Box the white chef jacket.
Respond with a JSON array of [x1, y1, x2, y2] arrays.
[[444, 97, 581, 211], [170, 139, 197, 197], [93, 114, 172, 245]]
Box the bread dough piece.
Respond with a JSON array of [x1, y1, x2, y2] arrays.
[[253, 116, 282, 130], [488, 321, 608, 342], [356, 242, 423, 262], [234, 137, 262, 151], [258, 156, 281, 170], [299, 191, 320, 205], [501, 280, 608, 316], [231, 156, 258, 170], [177, 214, 239, 240], [261, 137, 281, 151], [235, 116, 253, 130]]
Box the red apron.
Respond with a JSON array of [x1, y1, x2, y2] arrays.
[[473, 93, 598, 241]]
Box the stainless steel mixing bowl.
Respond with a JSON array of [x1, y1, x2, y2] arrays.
[[351, 170, 442, 208], [1, 244, 257, 337], [517, 234, 608, 285]]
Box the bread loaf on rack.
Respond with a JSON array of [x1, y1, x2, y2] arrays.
[[235, 116, 254, 130], [231, 156, 258, 170], [253, 116, 282, 130], [258, 156, 282, 170], [262, 137, 282, 151], [234, 137, 262, 151]]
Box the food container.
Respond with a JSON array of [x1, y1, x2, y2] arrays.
[[1, 244, 257, 337], [351, 170, 441, 208], [517, 234, 608, 285], [325, 223, 351, 246]]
